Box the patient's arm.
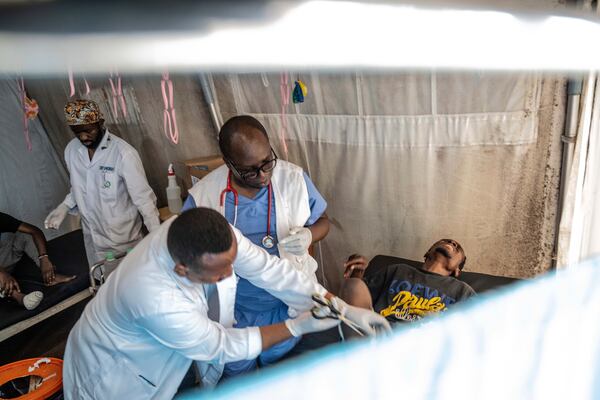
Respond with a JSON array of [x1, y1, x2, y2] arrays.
[[343, 254, 369, 279]]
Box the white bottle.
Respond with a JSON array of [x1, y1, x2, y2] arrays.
[[166, 163, 183, 214]]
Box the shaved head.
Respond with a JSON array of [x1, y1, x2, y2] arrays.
[[219, 115, 270, 158]]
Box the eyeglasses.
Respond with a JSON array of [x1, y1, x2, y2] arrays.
[[226, 148, 278, 181]]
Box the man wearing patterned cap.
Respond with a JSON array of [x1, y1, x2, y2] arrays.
[[45, 99, 160, 265]]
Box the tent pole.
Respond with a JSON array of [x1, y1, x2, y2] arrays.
[[199, 73, 223, 136], [552, 78, 582, 269]]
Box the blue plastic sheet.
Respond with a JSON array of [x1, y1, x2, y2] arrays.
[[178, 256, 600, 400]]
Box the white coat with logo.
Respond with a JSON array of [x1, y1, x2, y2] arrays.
[[187, 161, 319, 284], [62, 217, 326, 399], [60, 130, 160, 265]]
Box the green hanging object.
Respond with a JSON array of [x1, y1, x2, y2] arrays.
[[292, 80, 308, 103]]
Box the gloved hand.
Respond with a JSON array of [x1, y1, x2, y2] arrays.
[[278, 227, 312, 256], [44, 204, 69, 230], [285, 310, 340, 337], [331, 296, 391, 336]]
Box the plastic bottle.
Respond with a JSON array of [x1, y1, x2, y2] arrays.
[[103, 251, 119, 280], [166, 163, 182, 214]]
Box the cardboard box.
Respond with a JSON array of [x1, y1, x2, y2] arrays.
[[182, 155, 224, 189]]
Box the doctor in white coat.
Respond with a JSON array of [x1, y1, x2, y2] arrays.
[[63, 208, 390, 399], [44, 100, 159, 265]]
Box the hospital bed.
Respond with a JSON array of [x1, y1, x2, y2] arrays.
[[0, 229, 91, 342], [282, 254, 520, 360]]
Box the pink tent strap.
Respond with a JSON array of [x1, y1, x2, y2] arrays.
[[68, 68, 91, 97], [161, 71, 179, 145], [109, 70, 128, 120], [17, 77, 32, 151]]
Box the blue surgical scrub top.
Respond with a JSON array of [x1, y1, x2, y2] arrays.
[[182, 172, 327, 314]]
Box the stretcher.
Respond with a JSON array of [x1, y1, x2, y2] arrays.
[[0, 230, 90, 342]]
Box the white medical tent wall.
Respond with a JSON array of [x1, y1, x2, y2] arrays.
[[1, 72, 565, 292], [0, 79, 79, 240]]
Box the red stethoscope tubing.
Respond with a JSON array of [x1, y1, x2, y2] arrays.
[[220, 171, 273, 242]]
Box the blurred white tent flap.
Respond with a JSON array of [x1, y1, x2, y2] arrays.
[[1, 0, 600, 398]]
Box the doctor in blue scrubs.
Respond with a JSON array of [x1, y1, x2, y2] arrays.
[[182, 115, 330, 377]]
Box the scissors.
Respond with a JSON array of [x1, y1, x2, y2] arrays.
[[311, 294, 365, 337]]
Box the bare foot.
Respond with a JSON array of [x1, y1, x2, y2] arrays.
[[45, 273, 77, 286]]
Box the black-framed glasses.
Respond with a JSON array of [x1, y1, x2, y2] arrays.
[[227, 147, 278, 181]]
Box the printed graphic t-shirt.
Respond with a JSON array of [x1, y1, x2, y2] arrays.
[[364, 263, 476, 323]]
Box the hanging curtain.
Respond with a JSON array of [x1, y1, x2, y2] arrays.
[[214, 71, 564, 291]]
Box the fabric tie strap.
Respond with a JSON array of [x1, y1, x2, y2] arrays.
[[161, 71, 179, 144]]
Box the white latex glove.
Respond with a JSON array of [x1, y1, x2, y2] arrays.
[[44, 204, 69, 230], [285, 310, 341, 337], [278, 227, 312, 256], [331, 297, 392, 336]]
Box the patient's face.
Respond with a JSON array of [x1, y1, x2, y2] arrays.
[[425, 239, 466, 276], [185, 234, 238, 284]]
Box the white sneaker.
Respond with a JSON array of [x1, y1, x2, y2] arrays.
[[23, 291, 44, 310]]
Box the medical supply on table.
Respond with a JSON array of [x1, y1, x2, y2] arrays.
[[311, 293, 365, 337], [183, 155, 224, 189], [220, 170, 275, 248], [166, 163, 183, 214]]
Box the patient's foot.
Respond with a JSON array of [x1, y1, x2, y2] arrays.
[[13, 291, 44, 310], [45, 273, 76, 286]]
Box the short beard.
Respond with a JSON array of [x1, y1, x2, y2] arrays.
[[83, 128, 105, 150]]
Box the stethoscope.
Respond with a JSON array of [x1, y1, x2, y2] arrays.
[[220, 171, 275, 249], [99, 134, 112, 189]]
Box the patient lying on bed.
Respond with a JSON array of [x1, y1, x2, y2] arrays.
[[340, 239, 475, 328], [282, 239, 477, 358], [0, 211, 75, 310]]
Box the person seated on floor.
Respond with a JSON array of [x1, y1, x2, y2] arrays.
[[0, 211, 75, 310], [341, 238, 475, 325]]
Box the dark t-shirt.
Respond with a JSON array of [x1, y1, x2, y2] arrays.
[[0, 212, 22, 234], [364, 263, 475, 323]]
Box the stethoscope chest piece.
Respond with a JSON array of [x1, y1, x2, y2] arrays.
[[262, 235, 275, 249]]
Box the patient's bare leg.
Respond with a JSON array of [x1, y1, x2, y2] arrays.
[[339, 278, 373, 309], [8, 291, 43, 310], [339, 278, 374, 339]]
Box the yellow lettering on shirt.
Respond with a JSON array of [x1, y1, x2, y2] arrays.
[[379, 290, 446, 321]]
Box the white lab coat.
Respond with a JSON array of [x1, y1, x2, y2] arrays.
[[188, 161, 318, 282], [60, 130, 160, 265], [63, 217, 327, 400]]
